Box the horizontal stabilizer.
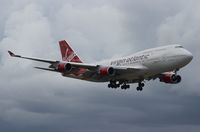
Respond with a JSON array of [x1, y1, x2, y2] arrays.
[[34, 67, 58, 72]]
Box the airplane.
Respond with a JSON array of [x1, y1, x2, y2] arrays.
[[8, 40, 193, 91]]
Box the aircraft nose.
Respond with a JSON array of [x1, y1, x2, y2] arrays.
[[184, 49, 193, 62]]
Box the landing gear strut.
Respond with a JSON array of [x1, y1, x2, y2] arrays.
[[121, 83, 130, 90], [108, 80, 120, 89], [136, 82, 145, 91]]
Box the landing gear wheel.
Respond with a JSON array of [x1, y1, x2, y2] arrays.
[[139, 82, 144, 87], [136, 82, 145, 91], [136, 87, 143, 91], [121, 84, 130, 90]]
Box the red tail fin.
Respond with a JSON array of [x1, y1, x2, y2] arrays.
[[59, 40, 82, 63]]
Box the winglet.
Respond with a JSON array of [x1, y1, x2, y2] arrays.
[[8, 51, 21, 57]]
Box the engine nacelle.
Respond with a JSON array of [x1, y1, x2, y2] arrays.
[[98, 66, 115, 76], [160, 73, 181, 84], [57, 63, 72, 72]]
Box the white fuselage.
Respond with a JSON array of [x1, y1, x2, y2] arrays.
[[96, 45, 193, 82]]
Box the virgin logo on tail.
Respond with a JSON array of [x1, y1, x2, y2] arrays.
[[59, 40, 82, 63], [63, 48, 77, 62]]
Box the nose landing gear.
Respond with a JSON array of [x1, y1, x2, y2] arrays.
[[136, 82, 145, 91]]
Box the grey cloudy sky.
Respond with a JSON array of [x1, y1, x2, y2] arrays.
[[0, 0, 200, 132]]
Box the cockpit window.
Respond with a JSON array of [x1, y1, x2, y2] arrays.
[[175, 46, 183, 48]]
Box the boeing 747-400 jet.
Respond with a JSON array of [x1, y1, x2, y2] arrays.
[[8, 40, 193, 91]]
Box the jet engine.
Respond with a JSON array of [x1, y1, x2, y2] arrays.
[[160, 73, 181, 84], [57, 63, 72, 72], [98, 66, 115, 76]]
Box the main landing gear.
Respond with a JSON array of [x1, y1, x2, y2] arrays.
[[108, 80, 145, 91], [121, 84, 130, 90], [108, 81, 120, 89], [108, 80, 130, 90]]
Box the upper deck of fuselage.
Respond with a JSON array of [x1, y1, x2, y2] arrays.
[[103, 44, 184, 66], [133, 44, 183, 55]]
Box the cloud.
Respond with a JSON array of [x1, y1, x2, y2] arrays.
[[49, 2, 132, 62], [0, 0, 199, 132], [0, 3, 55, 79]]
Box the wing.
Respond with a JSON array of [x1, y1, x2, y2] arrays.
[[8, 50, 147, 80], [62, 62, 147, 81], [8, 51, 57, 64], [63, 62, 146, 72], [8, 50, 61, 73]]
